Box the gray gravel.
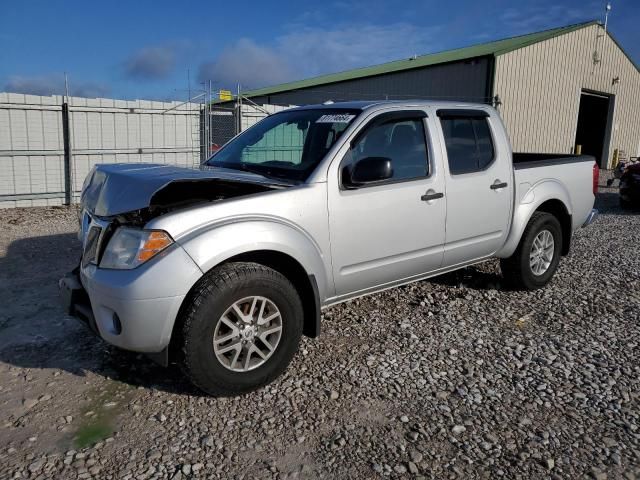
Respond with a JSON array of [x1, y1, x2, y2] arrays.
[[0, 178, 639, 479]]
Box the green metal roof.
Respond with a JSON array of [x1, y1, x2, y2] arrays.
[[241, 21, 599, 99]]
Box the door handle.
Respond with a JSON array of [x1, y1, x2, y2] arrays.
[[490, 181, 508, 190], [421, 190, 444, 202]]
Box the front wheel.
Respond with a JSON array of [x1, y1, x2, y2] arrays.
[[179, 262, 303, 396], [500, 212, 562, 290]]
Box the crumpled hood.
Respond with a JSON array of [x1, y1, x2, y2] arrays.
[[81, 163, 290, 217]]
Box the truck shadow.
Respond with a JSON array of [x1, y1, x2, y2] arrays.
[[429, 265, 505, 291], [0, 232, 202, 397]]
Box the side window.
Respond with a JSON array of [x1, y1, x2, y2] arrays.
[[343, 117, 429, 183], [441, 116, 495, 174]]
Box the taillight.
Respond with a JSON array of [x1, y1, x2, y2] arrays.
[[593, 163, 599, 196]]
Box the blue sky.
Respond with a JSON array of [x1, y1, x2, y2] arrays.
[[1, 0, 638, 101]]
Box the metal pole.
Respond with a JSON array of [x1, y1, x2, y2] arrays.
[[236, 83, 242, 135], [62, 101, 72, 205], [206, 86, 209, 160], [160, 92, 205, 113], [62, 73, 73, 205]]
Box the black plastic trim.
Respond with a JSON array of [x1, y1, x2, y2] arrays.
[[305, 274, 321, 338], [59, 269, 98, 335], [436, 109, 490, 118], [513, 154, 596, 170]]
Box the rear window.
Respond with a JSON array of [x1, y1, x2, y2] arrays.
[[441, 116, 495, 174]]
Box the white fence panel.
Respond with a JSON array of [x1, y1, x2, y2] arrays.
[[0, 92, 201, 208]]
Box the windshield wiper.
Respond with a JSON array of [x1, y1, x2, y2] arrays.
[[232, 163, 298, 183]]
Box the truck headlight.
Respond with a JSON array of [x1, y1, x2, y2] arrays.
[[100, 228, 173, 269]]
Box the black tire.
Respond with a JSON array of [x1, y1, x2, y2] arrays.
[[500, 212, 562, 290], [179, 262, 303, 396]]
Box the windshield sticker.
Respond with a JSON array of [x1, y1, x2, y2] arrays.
[[316, 114, 356, 124]]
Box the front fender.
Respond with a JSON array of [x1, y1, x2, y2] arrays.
[[496, 179, 573, 258], [177, 217, 332, 302]]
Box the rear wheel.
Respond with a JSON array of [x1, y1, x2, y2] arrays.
[[500, 212, 562, 290], [179, 262, 303, 396]]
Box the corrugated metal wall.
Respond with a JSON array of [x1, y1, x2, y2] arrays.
[[249, 58, 492, 106], [0, 93, 201, 208], [494, 23, 640, 167]]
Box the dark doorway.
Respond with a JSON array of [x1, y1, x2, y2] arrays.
[[574, 90, 615, 168]]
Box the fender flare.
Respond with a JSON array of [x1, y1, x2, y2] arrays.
[[497, 179, 573, 258], [177, 217, 332, 304]]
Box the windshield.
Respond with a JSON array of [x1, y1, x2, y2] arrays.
[[206, 108, 360, 182]]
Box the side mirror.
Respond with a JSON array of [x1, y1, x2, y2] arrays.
[[345, 157, 393, 187]]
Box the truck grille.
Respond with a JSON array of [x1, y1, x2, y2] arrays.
[[82, 225, 102, 268]]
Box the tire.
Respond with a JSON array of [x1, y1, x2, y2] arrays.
[[500, 212, 562, 290], [179, 262, 303, 396]]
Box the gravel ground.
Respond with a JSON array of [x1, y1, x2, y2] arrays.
[[0, 177, 638, 479]]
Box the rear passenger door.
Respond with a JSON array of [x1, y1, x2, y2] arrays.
[[437, 109, 513, 266]]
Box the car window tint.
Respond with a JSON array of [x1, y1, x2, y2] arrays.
[[345, 117, 429, 182], [441, 116, 495, 174], [241, 122, 305, 165], [473, 118, 495, 170]]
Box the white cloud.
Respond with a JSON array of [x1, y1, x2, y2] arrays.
[[124, 46, 177, 80], [198, 22, 443, 90], [4, 74, 110, 98], [198, 38, 294, 89]]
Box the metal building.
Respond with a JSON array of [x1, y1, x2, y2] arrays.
[[240, 21, 639, 168]]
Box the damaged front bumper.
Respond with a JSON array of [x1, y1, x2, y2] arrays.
[[59, 243, 204, 366], [60, 268, 98, 333]]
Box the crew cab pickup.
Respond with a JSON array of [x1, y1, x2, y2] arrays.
[[60, 101, 599, 395]]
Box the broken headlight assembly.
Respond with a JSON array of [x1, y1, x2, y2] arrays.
[[100, 228, 173, 270]]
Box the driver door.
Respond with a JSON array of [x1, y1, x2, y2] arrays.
[[327, 110, 446, 298]]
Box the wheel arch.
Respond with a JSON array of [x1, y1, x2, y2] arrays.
[[534, 199, 572, 255], [498, 180, 573, 258], [219, 250, 321, 339], [168, 249, 322, 364]]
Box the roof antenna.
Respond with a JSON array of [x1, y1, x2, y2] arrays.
[[604, 1, 611, 35], [593, 2, 611, 66]]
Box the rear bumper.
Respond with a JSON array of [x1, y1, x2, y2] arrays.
[[582, 208, 598, 227], [59, 243, 203, 356]]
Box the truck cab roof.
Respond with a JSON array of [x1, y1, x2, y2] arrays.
[[289, 99, 494, 112]]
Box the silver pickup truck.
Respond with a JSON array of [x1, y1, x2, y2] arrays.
[[60, 100, 598, 395]]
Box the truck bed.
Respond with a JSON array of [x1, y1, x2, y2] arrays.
[[512, 152, 596, 232]]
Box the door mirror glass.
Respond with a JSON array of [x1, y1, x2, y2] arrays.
[[345, 157, 393, 186]]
